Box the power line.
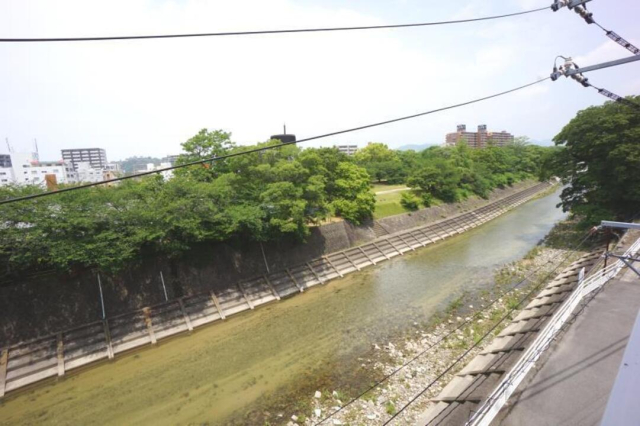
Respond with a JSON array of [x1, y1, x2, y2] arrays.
[[0, 77, 549, 206], [314, 228, 588, 425], [0, 7, 549, 43], [382, 233, 592, 425]]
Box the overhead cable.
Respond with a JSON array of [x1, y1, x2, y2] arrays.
[[0, 77, 549, 206], [0, 7, 549, 43]]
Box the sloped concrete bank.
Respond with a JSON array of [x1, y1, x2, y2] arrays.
[[0, 181, 539, 346], [0, 181, 554, 398]]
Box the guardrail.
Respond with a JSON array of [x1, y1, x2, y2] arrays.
[[466, 234, 640, 426], [0, 181, 553, 398]]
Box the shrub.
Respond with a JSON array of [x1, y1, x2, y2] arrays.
[[400, 191, 420, 210]]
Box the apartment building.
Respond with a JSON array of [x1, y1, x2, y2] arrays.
[[334, 144, 358, 156], [445, 124, 514, 148], [61, 148, 108, 171]]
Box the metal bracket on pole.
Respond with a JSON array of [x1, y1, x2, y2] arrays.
[[619, 258, 640, 279], [562, 56, 640, 77], [604, 253, 640, 278], [551, 0, 592, 12], [600, 221, 640, 231]]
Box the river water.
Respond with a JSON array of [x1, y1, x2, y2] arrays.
[[0, 190, 567, 426]]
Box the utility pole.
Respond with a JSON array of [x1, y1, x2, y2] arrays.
[[551, 56, 640, 109], [553, 55, 640, 79]]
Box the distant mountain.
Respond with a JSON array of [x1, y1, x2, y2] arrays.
[[396, 143, 434, 152]]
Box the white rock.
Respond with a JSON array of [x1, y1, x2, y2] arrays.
[[367, 414, 377, 420], [374, 344, 381, 350], [332, 420, 343, 425], [469, 305, 474, 309], [332, 390, 339, 397], [456, 316, 463, 322], [465, 317, 471, 322], [314, 409, 321, 417], [291, 414, 299, 421], [314, 391, 322, 399]]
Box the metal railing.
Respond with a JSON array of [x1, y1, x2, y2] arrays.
[[467, 235, 640, 426]]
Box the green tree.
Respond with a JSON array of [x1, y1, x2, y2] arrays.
[[330, 162, 375, 223], [552, 96, 640, 223], [354, 143, 403, 183], [175, 128, 235, 181]]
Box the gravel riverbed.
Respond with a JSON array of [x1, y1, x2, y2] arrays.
[[281, 246, 582, 426]]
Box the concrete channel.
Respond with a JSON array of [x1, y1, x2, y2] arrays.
[[0, 181, 553, 398]]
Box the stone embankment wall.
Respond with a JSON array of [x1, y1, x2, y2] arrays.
[[0, 180, 539, 347], [0, 181, 553, 398]]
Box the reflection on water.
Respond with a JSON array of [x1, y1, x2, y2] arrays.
[[0, 190, 567, 426]]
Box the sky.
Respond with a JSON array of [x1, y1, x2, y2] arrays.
[[1, 0, 639, 162]]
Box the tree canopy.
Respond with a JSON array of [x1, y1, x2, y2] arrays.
[[551, 96, 640, 224], [0, 131, 374, 275]]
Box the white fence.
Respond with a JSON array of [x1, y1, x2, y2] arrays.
[[466, 234, 640, 426]]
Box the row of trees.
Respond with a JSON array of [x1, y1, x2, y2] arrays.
[[0, 128, 560, 275], [0, 130, 374, 274], [354, 139, 557, 207]]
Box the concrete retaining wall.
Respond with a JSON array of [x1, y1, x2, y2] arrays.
[[0, 181, 553, 398]]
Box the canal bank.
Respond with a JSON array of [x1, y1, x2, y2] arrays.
[[0, 187, 567, 426]]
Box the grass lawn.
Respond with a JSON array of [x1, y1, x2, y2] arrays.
[[371, 183, 409, 193], [372, 183, 411, 219]]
